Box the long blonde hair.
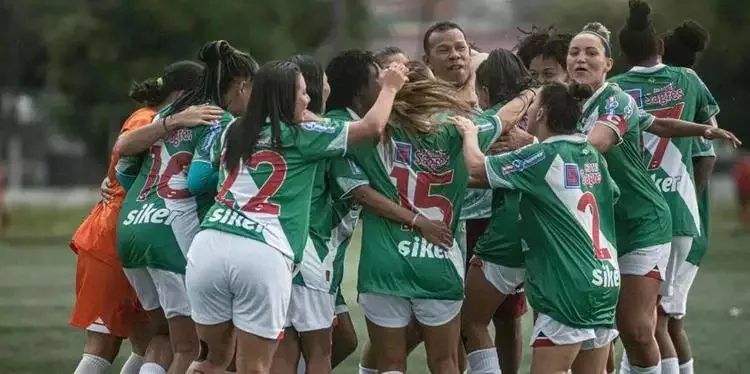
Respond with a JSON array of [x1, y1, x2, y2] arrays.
[[390, 61, 475, 134]]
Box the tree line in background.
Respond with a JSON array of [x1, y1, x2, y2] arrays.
[[1, 0, 748, 174]]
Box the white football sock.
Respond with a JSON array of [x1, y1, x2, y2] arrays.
[[358, 364, 378, 374], [381, 372, 405, 374], [73, 353, 111, 374], [631, 362, 661, 374], [466, 348, 500, 373], [679, 359, 693, 374], [139, 362, 167, 374], [297, 357, 306, 374], [661, 358, 679, 374], [120, 353, 145, 374], [620, 352, 632, 374]]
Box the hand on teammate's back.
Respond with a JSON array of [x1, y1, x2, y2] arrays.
[[414, 215, 454, 250], [379, 62, 409, 92], [100, 177, 114, 204], [704, 127, 742, 148], [490, 127, 535, 154], [169, 104, 224, 128], [449, 115, 476, 137]]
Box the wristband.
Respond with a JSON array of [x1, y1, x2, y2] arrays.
[[410, 213, 422, 227], [161, 117, 170, 133]]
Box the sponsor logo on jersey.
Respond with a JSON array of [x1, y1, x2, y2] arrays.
[[592, 263, 620, 288], [301, 122, 337, 133], [502, 151, 545, 175], [581, 163, 602, 187], [644, 83, 685, 107], [397, 236, 449, 259], [393, 141, 412, 165], [625, 88, 644, 108], [415, 149, 448, 171], [651, 174, 682, 192], [122, 203, 185, 226], [165, 128, 192, 146], [564, 164, 581, 189], [206, 207, 265, 233]]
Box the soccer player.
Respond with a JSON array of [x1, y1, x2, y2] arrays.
[[569, 19, 739, 374], [115, 40, 258, 374], [515, 26, 573, 84], [422, 21, 475, 105], [659, 19, 714, 374], [461, 48, 534, 374], [69, 61, 207, 374], [455, 81, 620, 374], [374, 46, 409, 68], [184, 60, 408, 374], [348, 61, 534, 373]]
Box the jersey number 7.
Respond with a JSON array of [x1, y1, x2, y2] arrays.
[[646, 103, 685, 170], [390, 166, 454, 227]]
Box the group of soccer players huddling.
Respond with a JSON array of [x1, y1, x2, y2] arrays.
[[67, 1, 742, 374]]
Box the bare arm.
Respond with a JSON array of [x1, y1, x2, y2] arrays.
[[647, 118, 741, 147], [587, 123, 620, 154], [494, 89, 537, 134], [350, 185, 453, 248], [693, 156, 716, 193], [451, 116, 487, 183]]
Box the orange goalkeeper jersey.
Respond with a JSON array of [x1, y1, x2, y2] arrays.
[[70, 107, 157, 265]]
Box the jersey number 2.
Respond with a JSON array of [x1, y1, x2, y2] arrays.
[[216, 150, 287, 215], [646, 103, 685, 170], [390, 166, 454, 226], [577, 192, 612, 260], [137, 145, 192, 201]]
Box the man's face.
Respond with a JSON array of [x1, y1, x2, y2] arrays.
[[425, 28, 471, 85]]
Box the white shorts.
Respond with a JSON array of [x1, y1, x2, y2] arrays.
[[660, 262, 699, 318], [480, 260, 525, 295], [618, 242, 670, 291], [359, 293, 462, 328], [123, 267, 191, 319], [285, 285, 336, 332], [662, 236, 694, 297], [335, 289, 349, 315], [531, 313, 619, 351], [185, 229, 294, 340]]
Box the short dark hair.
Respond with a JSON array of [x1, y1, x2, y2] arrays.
[[325, 50, 379, 112], [661, 20, 709, 68], [422, 21, 465, 54], [374, 46, 405, 67], [515, 26, 574, 69], [289, 55, 325, 114]]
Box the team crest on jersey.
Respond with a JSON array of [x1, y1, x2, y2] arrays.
[[166, 128, 192, 146], [625, 89, 644, 108], [415, 149, 448, 171], [393, 141, 413, 165], [564, 163, 581, 189], [301, 121, 337, 133], [502, 151, 545, 175]]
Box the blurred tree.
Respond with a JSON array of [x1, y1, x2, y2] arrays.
[[25, 0, 371, 167], [517, 0, 750, 146]]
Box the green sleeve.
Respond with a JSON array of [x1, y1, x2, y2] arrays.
[[686, 68, 720, 124], [330, 158, 369, 199], [596, 92, 639, 143], [484, 143, 547, 191], [296, 119, 349, 160], [473, 110, 503, 152], [692, 136, 716, 158]]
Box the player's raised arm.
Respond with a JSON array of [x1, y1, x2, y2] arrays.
[[451, 116, 487, 184], [116, 104, 224, 156], [345, 63, 408, 144]]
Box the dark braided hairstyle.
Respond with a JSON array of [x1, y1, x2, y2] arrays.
[[515, 26, 574, 69], [475, 48, 535, 107], [661, 20, 709, 68], [618, 0, 660, 66], [165, 40, 259, 116]]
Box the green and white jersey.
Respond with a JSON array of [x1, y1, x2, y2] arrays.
[[201, 118, 350, 264], [579, 82, 672, 254], [687, 137, 715, 266], [459, 103, 506, 221], [116, 109, 233, 273], [473, 188, 523, 268], [485, 134, 620, 328], [348, 111, 502, 300], [293, 108, 369, 293], [611, 64, 720, 237]]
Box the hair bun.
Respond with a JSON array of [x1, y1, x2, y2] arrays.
[[582, 22, 611, 43], [568, 82, 594, 101], [626, 0, 652, 31], [198, 40, 231, 63], [673, 20, 709, 53]]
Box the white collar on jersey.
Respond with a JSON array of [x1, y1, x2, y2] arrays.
[[346, 107, 362, 120], [629, 63, 667, 74], [542, 133, 588, 144], [581, 81, 612, 114]]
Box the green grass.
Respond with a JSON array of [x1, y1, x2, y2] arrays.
[[1, 210, 749, 373]]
